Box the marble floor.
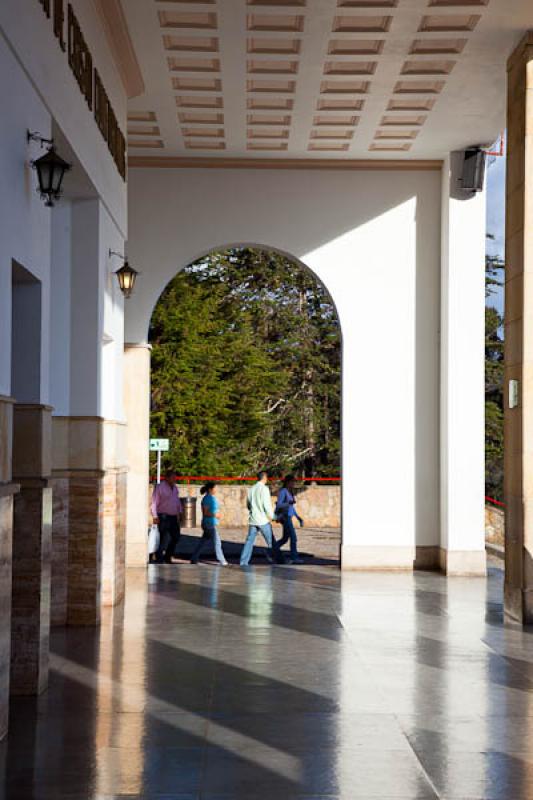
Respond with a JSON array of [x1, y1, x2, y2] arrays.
[[2, 561, 533, 799]]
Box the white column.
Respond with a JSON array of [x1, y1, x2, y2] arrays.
[[70, 199, 102, 416], [49, 203, 72, 417], [440, 153, 486, 575]]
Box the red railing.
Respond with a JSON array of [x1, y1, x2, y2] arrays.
[[486, 495, 505, 508], [150, 474, 342, 485]]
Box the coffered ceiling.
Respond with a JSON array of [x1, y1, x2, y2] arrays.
[[121, 0, 533, 162]]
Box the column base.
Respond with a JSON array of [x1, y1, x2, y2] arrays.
[[0, 485, 17, 739], [341, 545, 486, 574], [127, 541, 149, 569], [439, 548, 487, 576], [341, 545, 417, 571], [65, 468, 128, 626], [504, 585, 533, 626], [52, 416, 129, 626], [10, 483, 52, 696]]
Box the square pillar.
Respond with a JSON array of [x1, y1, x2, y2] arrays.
[[440, 154, 487, 576], [48, 197, 128, 625], [10, 403, 52, 695], [504, 33, 533, 623], [66, 472, 104, 626], [124, 344, 151, 568]]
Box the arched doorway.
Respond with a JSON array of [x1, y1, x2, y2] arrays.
[[146, 245, 342, 566]]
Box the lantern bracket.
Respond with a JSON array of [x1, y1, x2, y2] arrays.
[[27, 130, 54, 148]]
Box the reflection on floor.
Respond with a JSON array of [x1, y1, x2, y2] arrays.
[[2, 561, 533, 799]]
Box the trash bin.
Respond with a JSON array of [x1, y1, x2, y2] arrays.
[[181, 496, 197, 528]]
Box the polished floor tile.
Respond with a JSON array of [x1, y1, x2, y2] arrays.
[[2, 562, 533, 799]]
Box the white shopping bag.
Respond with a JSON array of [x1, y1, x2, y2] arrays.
[[148, 523, 160, 554]]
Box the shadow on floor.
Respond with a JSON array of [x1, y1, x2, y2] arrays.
[[160, 531, 340, 568]]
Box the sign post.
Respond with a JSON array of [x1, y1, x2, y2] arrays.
[[149, 438, 169, 484]]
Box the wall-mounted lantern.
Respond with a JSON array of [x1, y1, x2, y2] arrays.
[[27, 130, 71, 207], [109, 250, 139, 298]]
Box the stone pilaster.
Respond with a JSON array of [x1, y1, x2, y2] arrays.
[[504, 33, 533, 624], [49, 476, 69, 626], [0, 394, 16, 739], [10, 484, 52, 695], [67, 474, 103, 626], [51, 416, 128, 626], [0, 488, 15, 738], [102, 470, 127, 606], [10, 404, 52, 696]]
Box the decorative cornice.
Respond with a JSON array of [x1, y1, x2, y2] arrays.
[[128, 156, 443, 171], [93, 0, 144, 99], [507, 31, 533, 72], [13, 403, 54, 412]]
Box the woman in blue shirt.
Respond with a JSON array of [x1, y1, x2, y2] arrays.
[[191, 482, 228, 566], [275, 475, 304, 564]]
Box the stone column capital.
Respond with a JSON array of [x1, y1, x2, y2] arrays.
[[124, 342, 152, 351]]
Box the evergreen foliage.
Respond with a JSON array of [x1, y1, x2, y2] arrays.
[[149, 247, 341, 478], [485, 255, 504, 501]]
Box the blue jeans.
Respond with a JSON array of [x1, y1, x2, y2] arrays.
[[240, 523, 274, 566], [191, 523, 227, 565], [276, 515, 298, 559]]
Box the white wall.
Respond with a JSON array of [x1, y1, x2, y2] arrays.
[[0, 33, 51, 400], [0, 2, 127, 422], [0, 0, 127, 237], [126, 166, 442, 562]]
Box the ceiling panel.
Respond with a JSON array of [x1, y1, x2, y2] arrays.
[[124, 0, 533, 161]]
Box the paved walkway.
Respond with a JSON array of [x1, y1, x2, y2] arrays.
[[173, 526, 341, 565], [2, 562, 533, 799]]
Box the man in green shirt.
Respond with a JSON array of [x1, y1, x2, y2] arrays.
[[240, 471, 276, 566]]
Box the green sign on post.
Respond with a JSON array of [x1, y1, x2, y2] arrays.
[[150, 438, 169, 482], [150, 438, 169, 452]]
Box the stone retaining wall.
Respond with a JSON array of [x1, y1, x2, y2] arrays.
[[147, 488, 506, 546], [149, 482, 341, 529], [485, 504, 504, 546]]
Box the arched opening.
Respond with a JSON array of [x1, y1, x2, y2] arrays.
[[147, 244, 342, 567]]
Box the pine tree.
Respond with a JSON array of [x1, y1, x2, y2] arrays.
[[485, 306, 504, 500], [149, 247, 341, 478]]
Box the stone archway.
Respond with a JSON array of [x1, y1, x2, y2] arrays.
[[124, 164, 458, 574]]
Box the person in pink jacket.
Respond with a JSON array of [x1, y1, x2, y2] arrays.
[[151, 469, 183, 563]]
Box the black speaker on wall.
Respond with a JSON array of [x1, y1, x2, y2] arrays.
[[461, 147, 487, 192]]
